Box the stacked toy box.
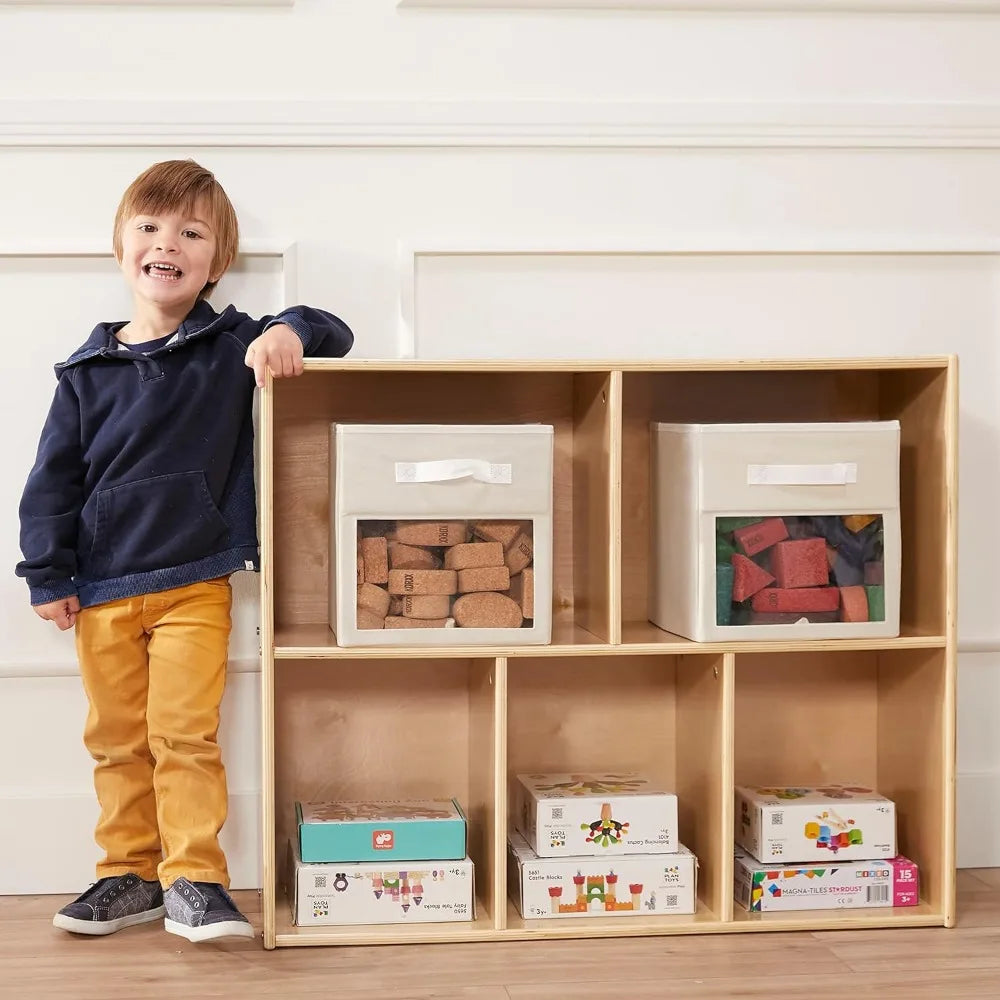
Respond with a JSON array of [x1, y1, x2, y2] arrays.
[[733, 784, 920, 913], [288, 799, 474, 926], [508, 772, 697, 919]]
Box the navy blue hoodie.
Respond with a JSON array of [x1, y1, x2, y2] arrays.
[[16, 300, 353, 607]]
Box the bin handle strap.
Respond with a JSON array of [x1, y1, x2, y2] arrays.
[[395, 459, 512, 485], [747, 462, 857, 486]]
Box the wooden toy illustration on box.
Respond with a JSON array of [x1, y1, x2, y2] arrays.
[[305, 802, 455, 823], [531, 774, 649, 797], [310, 867, 450, 919], [547, 870, 645, 914]]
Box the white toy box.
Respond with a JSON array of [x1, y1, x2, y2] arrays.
[[330, 424, 553, 646], [649, 421, 901, 641], [735, 784, 897, 864], [508, 831, 696, 919], [513, 772, 679, 858]]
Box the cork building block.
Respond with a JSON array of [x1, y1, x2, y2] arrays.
[[504, 532, 534, 575], [392, 521, 468, 547], [356, 609, 385, 630], [734, 517, 788, 557], [384, 616, 451, 629], [387, 569, 458, 596], [508, 568, 534, 618], [472, 520, 522, 547], [452, 592, 523, 628], [444, 541, 504, 571], [360, 536, 389, 585], [388, 542, 442, 571], [458, 566, 511, 593], [401, 594, 452, 619], [357, 582, 391, 618], [772, 538, 829, 589]]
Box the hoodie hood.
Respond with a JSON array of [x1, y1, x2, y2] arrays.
[[55, 300, 240, 377]]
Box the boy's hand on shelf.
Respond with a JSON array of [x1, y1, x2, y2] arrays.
[[33, 595, 80, 631], [245, 324, 305, 388]]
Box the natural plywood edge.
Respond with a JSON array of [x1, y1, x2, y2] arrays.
[[302, 357, 953, 374]]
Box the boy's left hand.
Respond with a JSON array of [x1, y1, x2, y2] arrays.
[[245, 324, 305, 388]]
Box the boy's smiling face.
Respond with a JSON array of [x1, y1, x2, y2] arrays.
[[118, 201, 220, 313]]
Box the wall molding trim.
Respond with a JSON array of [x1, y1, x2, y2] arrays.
[[4, 100, 1000, 149], [398, 238, 1000, 356], [400, 0, 1000, 9], [1, 0, 291, 6]]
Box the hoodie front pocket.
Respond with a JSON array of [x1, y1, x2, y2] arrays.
[[91, 471, 229, 578]]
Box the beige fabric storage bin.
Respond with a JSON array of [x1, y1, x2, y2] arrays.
[[649, 421, 901, 642], [330, 424, 553, 646]]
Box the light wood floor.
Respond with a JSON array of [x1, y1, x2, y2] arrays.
[[4, 871, 1000, 998]]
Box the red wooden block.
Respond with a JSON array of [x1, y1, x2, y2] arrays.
[[840, 585, 869, 622], [751, 587, 840, 613], [731, 554, 775, 602], [733, 517, 789, 557], [772, 538, 828, 589]]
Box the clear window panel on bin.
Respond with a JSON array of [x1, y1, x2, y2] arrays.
[[715, 514, 885, 626], [355, 518, 535, 630]]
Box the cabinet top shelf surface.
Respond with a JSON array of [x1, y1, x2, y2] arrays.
[[296, 356, 953, 375]]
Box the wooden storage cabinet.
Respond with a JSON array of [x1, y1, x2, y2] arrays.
[[259, 358, 956, 949]]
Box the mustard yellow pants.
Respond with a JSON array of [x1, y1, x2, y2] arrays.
[[74, 578, 233, 889]]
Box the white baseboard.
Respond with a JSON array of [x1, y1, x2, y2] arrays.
[[957, 772, 1000, 869], [0, 791, 261, 895]]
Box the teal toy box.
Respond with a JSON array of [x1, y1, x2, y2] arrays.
[[296, 799, 467, 863]]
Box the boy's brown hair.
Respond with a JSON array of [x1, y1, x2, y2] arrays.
[[113, 159, 239, 299]]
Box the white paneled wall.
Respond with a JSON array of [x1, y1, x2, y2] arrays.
[[1, 0, 999, 892]]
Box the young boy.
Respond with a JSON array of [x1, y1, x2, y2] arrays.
[[15, 160, 354, 942]]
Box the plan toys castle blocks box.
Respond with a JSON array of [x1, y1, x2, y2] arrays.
[[649, 421, 901, 641], [296, 799, 467, 864], [330, 424, 553, 646], [736, 785, 897, 865], [513, 772, 679, 858], [508, 831, 697, 919], [734, 849, 919, 913]]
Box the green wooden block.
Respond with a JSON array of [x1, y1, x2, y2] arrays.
[[716, 563, 734, 626], [716, 535, 737, 563], [848, 827, 864, 845], [865, 585, 885, 622]]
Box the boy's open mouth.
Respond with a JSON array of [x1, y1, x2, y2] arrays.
[[144, 262, 183, 281]]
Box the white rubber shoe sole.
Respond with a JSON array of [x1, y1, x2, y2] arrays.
[[164, 917, 256, 942], [53, 904, 166, 936]]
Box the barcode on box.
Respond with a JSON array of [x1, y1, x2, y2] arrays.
[[314, 876, 327, 889], [551, 807, 563, 820], [771, 812, 783, 826], [867, 884, 889, 904], [666, 894, 678, 908]]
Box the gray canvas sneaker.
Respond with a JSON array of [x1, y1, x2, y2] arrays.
[[164, 877, 255, 942], [53, 873, 164, 935]]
